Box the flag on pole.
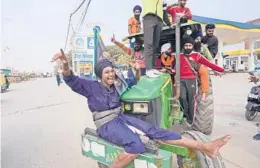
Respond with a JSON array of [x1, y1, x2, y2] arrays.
[[96, 35, 107, 61], [96, 34, 116, 64]]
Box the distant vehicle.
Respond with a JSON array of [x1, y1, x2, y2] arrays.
[[0, 69, 11, 76], [42, 72, 48, 78], [0, 73, 9, 92], [47, 73, 52, 77], [29, 73, 37, 78], [42, 72, 52, 78]]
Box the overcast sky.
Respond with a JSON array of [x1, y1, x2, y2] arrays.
[[2, 0, 260, 72]]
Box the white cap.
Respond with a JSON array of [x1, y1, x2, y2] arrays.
[[161, 43, 171, 53]]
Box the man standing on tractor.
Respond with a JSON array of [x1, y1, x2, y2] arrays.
[[128, 5, 142, 35], [202, 24, 219, 59], [167, 0, 192, 24], [142, 0, 172, 70], [180, 36, 224, 125], [128, 5, 142, 49], [111, 35, 146, 75]]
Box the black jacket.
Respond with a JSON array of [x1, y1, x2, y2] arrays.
[[201, 35, 219, 58]]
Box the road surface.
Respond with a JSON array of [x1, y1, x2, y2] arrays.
[[1, 73, 260, 168]]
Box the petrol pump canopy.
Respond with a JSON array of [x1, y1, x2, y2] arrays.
[[224, 49, 260, 56], [190, 15, 260, 45]]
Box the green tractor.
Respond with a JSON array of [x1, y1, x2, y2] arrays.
[[81, 22, 221, 168]]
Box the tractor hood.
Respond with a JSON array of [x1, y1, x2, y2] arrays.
[[121, 73, 171, 101]]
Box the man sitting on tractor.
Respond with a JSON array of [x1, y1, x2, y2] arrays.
[[52, 50, 231, 168], [111, 35, 146, 76], [158, 43, 175, 72], [179, 36, 224, 125], [156, 43, 176, 87]]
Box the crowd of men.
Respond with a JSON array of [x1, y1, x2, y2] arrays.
[[112, 0, 221, 127], [127, 0, 219, 68]]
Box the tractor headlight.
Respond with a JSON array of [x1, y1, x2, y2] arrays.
[[124, 103, 132, 111], [122, 101, 150, 114], [133, 103, 149, 114]]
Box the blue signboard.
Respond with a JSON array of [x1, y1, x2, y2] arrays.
[[76, 38, 85, 47], [87, 37, 95, 49]]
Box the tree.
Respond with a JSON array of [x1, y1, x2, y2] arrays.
[[53, 45, 129, 74], [106, 45, 129, 65]]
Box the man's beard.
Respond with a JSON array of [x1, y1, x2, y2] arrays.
[[180, 4, 185, 8], [194, 43, 201, 52], [134, 15, 140, 21], [165, 52, 171, 57], [134, 46, 142, 51]]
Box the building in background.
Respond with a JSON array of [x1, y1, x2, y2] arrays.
[[245, 18, 260, 49], [221, 18, 260, 71], [223, 49, 260, 71]]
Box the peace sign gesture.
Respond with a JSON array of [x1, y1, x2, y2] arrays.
[[111, 34, 116, 43]]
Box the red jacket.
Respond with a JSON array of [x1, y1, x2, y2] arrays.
[[179, 52, 224, 79], [167, 6, 192, 23]]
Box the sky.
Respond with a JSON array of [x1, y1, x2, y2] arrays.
[[1, 0, 260, 72]]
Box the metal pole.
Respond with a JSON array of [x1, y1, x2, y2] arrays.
[[93, 27, 98, 66], [175, 21, 181, 99]]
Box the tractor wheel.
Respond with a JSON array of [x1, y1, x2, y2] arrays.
[[192, 87, 214, 135], [177, 131, 226, 168]]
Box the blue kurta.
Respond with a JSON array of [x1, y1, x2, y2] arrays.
[[63, 72, 181, 154]]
